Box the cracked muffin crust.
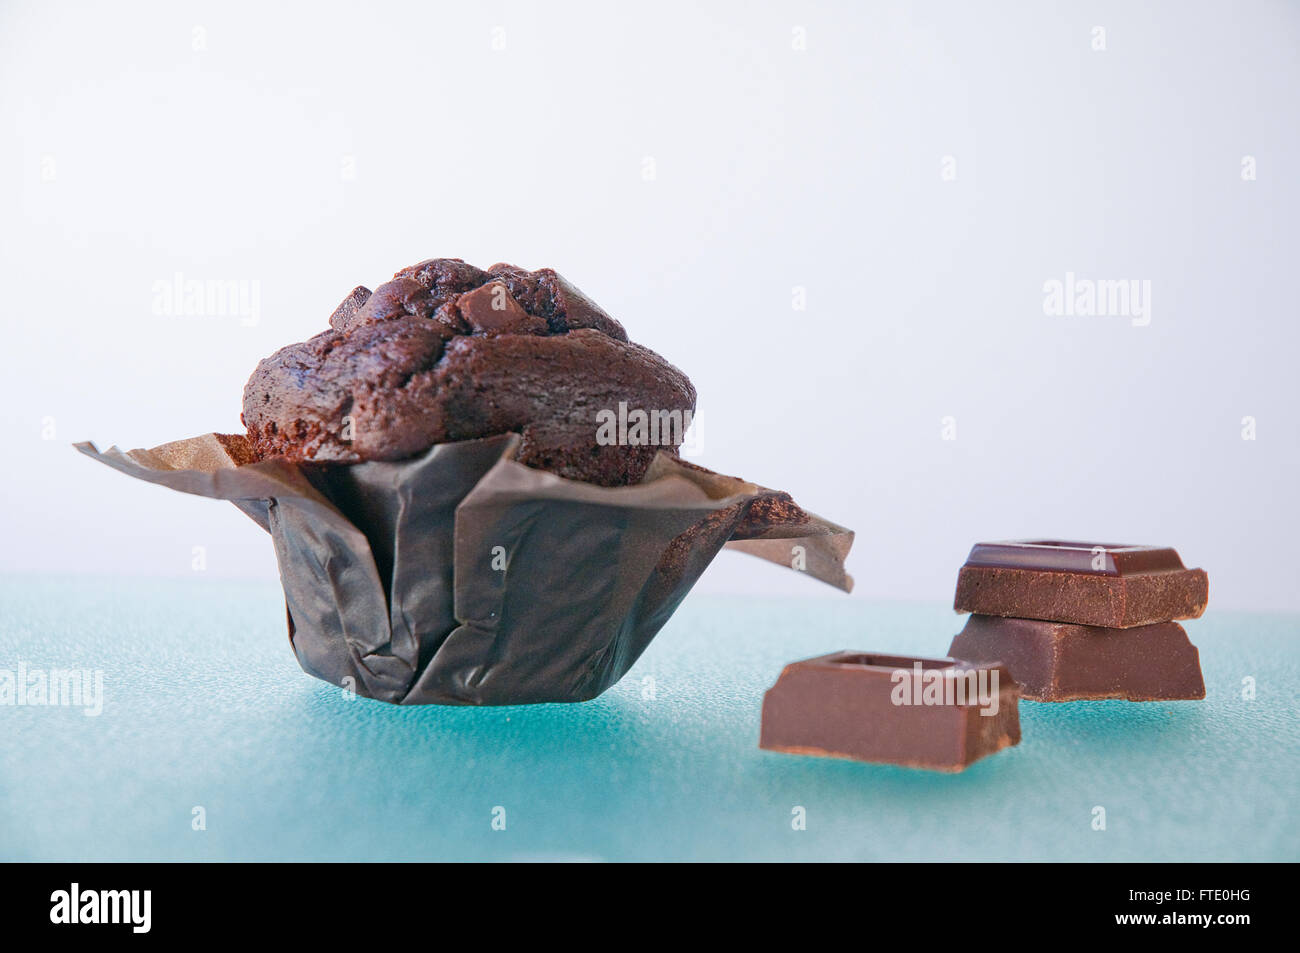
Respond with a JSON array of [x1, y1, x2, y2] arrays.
[[241, 258, 695, 486]]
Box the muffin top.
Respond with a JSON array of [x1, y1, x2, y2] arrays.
[[241, 259, 696, 486]]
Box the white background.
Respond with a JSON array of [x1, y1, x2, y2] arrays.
[[2, 0, 1296, 610]]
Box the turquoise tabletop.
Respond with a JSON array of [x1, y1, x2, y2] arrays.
[[1, 575, 1296, 862]]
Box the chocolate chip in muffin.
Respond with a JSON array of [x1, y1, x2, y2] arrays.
[[327, 285, 372, 331], [443, 281, 548, 337]]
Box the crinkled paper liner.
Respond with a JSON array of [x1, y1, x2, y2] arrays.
[[77, 433, 854, 705]]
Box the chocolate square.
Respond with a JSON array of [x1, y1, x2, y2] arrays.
[[759, 651, 1020, 772], [949, 615, 1206, 702], [953, 540, 1208, 627]]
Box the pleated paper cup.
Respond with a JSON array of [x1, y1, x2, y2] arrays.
[[78, 433, 853, 705]]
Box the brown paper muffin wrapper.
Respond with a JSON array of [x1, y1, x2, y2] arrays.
[[77, 433, 854, 705]]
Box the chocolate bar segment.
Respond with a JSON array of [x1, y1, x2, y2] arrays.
[[954, 540, 1208, 627], [964, 540, 1186, 575], [759, 651, 1020, 772], [949, 615, 1206, 702]]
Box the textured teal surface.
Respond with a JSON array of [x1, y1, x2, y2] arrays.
[[0, 574, 1296, 862]]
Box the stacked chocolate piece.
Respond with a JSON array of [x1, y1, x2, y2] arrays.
[[948, 541, 1209, 701]]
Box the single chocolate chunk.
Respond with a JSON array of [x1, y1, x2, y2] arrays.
[[949, 615, 1206, 702], [953, 540, 1208, 628], [759, 651, 1020, 772], [328, 285, 372, 331], [445, 280, 548, 336]]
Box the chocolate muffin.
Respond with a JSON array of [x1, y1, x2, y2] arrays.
[[241, 259, 695, 486]]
